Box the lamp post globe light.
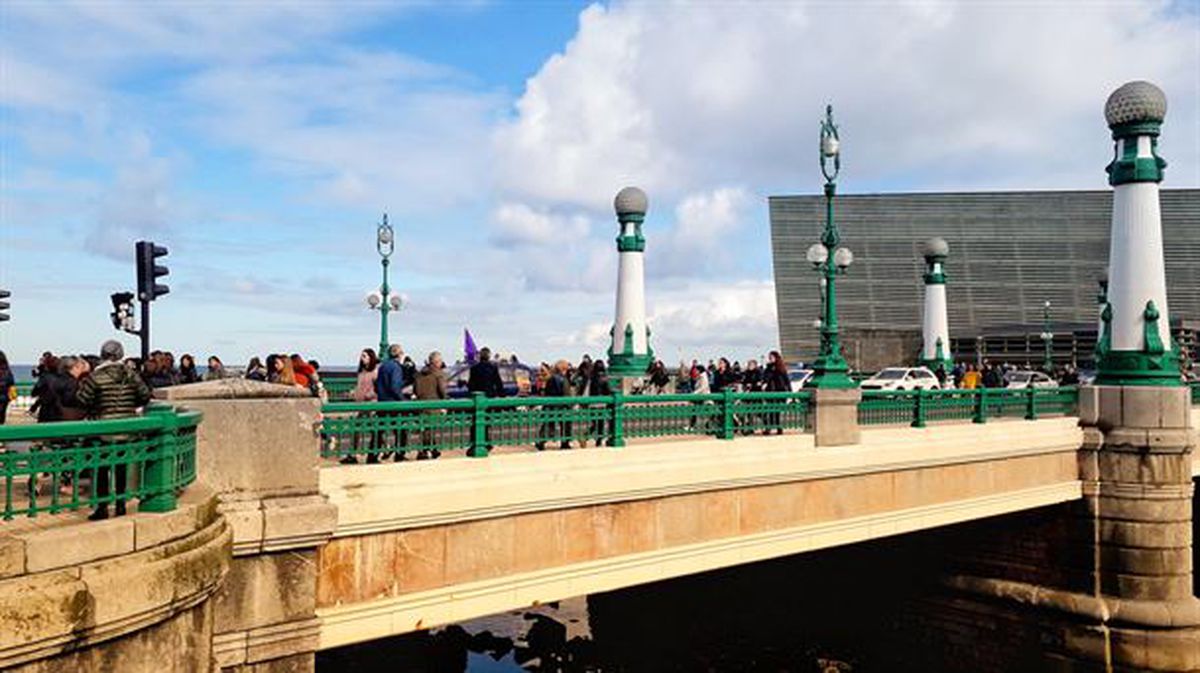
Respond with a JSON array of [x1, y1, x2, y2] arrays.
[[1041, 300, 1054, 373], [1095, 81, 1180, 385], [369, 213, 400, 361], [805, 105, 855, 389]]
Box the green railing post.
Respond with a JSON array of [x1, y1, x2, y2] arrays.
[[973, 387, 987, 424], [140, 405, 178, 513], [469, 392, 489, 458], [720, 389, 735, 440], [610, 392, 626, 448], [912, 389, 926, 428], [1025, 388, 1037, 420]]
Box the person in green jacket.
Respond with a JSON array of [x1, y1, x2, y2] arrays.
[[78, 340, 152, 520]]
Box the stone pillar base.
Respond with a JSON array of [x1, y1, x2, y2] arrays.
[[811, 388, 861, 447], [904, 383, 1198, 672], [902, 578, 1200, 672]]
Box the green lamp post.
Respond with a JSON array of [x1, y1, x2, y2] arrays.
[[1040, 300, 1054, 373], [367, 214, 402, 361], [804, 105, 855, 389]]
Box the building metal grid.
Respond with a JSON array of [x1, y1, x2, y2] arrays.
[[769, 189, 1200, 364]]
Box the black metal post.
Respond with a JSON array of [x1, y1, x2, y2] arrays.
[[140, 299, 151, 363]]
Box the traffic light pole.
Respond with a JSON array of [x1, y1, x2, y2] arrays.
[[140, 298, 151, 363], [134, 240, 169, 364]]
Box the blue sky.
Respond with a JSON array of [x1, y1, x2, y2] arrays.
[[1, 0, 1197, 367]]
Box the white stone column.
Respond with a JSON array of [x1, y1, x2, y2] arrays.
[[919, 237, 952, 370], [1096, 80, 1179, 385], [608, 187, 654, 378]]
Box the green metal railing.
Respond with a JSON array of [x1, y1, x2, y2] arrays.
[[0, 404, 201, 519], [320, 390, 814, 460], [858, 387, 1078, 427], [1191, 381, 1200, 405], [321, 376, 357, 401]]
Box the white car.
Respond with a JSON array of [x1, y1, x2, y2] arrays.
[[859, 367, 940, 391], [1005, 370, 1057, 389], [788, 369, 813, 392]]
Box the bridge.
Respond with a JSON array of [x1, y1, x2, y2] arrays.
[[1, 380, 1197, 672]]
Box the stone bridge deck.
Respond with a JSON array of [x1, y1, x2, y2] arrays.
[[315, 416, 1086, 650]]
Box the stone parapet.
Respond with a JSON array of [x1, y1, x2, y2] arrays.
[[811, 388, 861, 447], [164, 381, 330, 673], [0, 488, 230, 671], [159, 380, 323, 500]]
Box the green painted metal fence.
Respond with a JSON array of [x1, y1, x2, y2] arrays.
[[858, 387, 1078, 427], [1191, 381, 1200, 405], [0, 404, 201, 519], [321, 376, 357, 402], [320, 390, 814, 460]]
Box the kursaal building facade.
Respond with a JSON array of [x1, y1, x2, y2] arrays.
[[769, 187, 1200, 368]]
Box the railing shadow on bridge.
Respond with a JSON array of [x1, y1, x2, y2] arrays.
[[318, 387, 1086, 463]]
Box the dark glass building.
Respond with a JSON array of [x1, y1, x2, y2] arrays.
[[769, 189, 1200, 369]]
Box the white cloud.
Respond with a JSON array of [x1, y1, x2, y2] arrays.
[[176, 52, 503, 215], [651, 186, 752, 277], [550, 280, 779, 363], [3, 1, 1198, 365], [494, 1, 1199, 205], [491, 202, 591, 247]]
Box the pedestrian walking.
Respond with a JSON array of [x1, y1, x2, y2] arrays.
[[468, 347, 505, 450], [341, 348, 379, 464], [245, 357, 268, 381], [203, 356, 229, 381], [375, 344, 410, 461], [588, 360, 614, 446], [178, 354, 200, 384], [77, 340, 152, 520], [413, 351, 448, 460], [0, 351, 13, 426], [536, 360, 572, 450], [762, 351, 790, 435]]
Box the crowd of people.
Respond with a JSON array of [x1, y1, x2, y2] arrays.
[[0, 338, 1102, 520], [3, 343, 340, 520], [938, 361, 1079, 389]]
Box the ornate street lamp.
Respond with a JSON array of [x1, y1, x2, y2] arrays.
[[368, 213, 402, 360], [805, 105, 855, 389], [1040, 300, 1054, 372]]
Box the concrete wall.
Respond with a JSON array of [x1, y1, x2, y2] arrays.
[[316, 417, 1084, 649]]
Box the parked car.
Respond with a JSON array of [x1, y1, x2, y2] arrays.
[[858, 367, 940, 391], [1005, 370, 1057, 389], [788, 369, 813, 392]]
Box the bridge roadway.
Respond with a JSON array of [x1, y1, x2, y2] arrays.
[[314, 413, 1106, 650]]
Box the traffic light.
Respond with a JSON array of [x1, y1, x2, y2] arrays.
[[136, 241, 170, 302], [110, 291, 135, 332], [0, 289, 9, 322]]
